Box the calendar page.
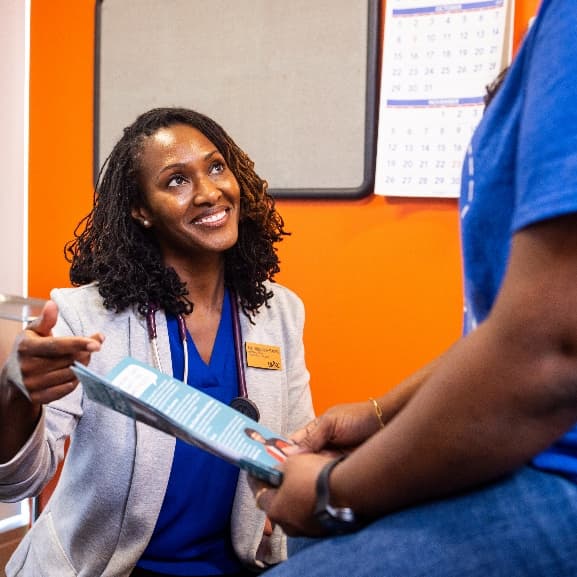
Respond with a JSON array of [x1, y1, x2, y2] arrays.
[[375, 0, 514, 198]]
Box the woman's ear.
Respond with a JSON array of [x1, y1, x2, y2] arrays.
[[131, 206, 152, 228]]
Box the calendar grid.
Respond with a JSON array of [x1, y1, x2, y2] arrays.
[[375, 0, 512, 197]]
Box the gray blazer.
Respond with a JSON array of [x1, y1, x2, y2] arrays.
[[0, 282, 314, 577]]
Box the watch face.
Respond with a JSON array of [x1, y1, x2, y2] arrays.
[[315, 505, 358, 534]]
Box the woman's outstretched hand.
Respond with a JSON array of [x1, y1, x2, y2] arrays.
[[11, 300, 104, 405]]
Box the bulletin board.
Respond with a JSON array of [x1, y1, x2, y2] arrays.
[[94, 0, 380, 199]]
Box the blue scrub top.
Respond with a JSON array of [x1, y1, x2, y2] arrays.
[[138, 289, 243, 575]]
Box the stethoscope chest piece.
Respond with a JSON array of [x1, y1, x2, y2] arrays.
[[230, 396, 260, 422]]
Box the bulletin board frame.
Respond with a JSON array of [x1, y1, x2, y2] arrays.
[[93, 0, 381, 199]]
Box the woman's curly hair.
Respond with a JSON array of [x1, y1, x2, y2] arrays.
[[65, 107, 288, 320]]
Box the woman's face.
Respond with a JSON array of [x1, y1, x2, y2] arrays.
[[132, 123, 241, 265]]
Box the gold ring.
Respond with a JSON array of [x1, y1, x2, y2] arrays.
[[255, 487, 269, 509]]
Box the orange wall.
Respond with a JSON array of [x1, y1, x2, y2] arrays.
[[29, 0, 539, 414]]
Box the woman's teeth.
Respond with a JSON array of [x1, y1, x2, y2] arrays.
[[194, 210, 226, 224]]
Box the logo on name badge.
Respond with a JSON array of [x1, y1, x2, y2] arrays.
[[245, 342, 282, 370]]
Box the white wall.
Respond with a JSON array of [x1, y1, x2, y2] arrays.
[[0, 0, 31, 534], [0, 0, 28, 297]]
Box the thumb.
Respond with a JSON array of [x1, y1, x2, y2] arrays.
[[27, 300, 59, 337], [292, 418, 331, 453], [304, 418, 335, 452]]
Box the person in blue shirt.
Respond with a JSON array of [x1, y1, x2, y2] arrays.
[[250, 1, 577, 575], [0, 107, 314, 577]]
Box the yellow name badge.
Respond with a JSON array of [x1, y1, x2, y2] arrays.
[[245, 342, 282, 370]]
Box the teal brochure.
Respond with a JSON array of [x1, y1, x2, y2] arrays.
[[71, 356, 290, 486]]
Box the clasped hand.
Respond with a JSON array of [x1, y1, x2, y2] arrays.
[[249, 400, 384, 537]]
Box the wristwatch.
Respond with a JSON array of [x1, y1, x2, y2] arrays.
[[313, 455, 360, 534]]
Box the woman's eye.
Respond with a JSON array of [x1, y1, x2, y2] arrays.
[[209, 161, 225, 175], [167, 174, 187, 187]]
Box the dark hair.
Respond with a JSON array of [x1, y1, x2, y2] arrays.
[[484, 66, 509, 109], [65, 107, 288, 319]]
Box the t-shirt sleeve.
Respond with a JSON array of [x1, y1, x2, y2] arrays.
[[514, 0, 577, 231]]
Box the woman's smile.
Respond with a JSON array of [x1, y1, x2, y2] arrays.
[[191, 207, 230, 227]]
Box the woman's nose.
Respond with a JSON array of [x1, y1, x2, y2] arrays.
[[193, 176, 222, 204]]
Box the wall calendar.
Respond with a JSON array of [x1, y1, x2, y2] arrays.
[[375, 0, 514, 198]]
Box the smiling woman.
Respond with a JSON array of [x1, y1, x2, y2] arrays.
[[68, 108, 287, 321], [0, 107, 315, 577], [132, 124, 242, 276]]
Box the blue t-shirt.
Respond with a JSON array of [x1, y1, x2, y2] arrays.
[[460, 0, 577, 481], [138, 289, 243, 575]]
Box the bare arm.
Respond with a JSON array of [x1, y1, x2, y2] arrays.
[[259, 214, 577, 535], [0, 301, 104, 463], [290, 353, 445, 453]]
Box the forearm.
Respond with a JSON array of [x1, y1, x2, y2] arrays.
[[294, 353, 450, 453], [374, 352, 446, 423], [0, 372, 41, 463], [331, 318, 577, 518]]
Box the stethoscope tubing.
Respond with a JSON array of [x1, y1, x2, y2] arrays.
[[229, 291, 248, 398], [146, 291, 253, 413]]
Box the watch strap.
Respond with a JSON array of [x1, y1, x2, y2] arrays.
[[314, 455, 359, 534], [314, 455, 347, 515]]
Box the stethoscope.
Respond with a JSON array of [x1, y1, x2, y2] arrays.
[[145, 291, 260, 422]]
